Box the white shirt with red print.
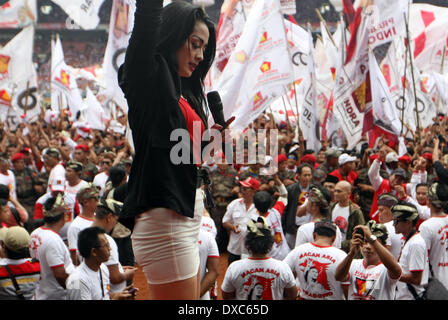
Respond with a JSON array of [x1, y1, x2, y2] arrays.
[[284, 242, 348, 300], [30, 227, 75, 300], [198, 229, 220, 300], [221, 256, 296, 300], [347, 259, 401, 300]]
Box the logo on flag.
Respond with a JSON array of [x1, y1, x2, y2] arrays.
[[0, 89, 11, 105], [0, 54, 10, 81], [260, 61, 271, 73], [260, 31, 268, 43], [55, 69, 71, 90], [235, 51, 247, 64], [252, 91, 268, 112]]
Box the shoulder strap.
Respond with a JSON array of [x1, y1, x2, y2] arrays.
[[406, 283, 422, 300], [3, 265, 25, 300], [11, 207, 22, 226]]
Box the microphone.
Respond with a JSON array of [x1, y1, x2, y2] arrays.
[[206, 91, 227, 129]]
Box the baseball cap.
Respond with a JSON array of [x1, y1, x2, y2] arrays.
[[422, 153, 433, 162], [385, 152, 399, 163], [1, 226, 30, 252], [301, 154, 317, 164], [391, 168, 407, 179], [239, 177, 260, 191], [275, 154, 288, 164], [75, 144, 90, 152], [338, 153, 356, 166], [398, 155, 412, 165], [325, 148, 339, 158], [50, 176, 66, 192], [11, 153, 26, 163], [391, 203, 419, 221], [377, 193, 399, 207], [314, 220, 337, 235]]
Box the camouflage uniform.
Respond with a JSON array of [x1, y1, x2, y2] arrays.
[[210, 166, 238, 252], [14, 167, 39, 231], [278, 169, 295, 183], [80, 161, 98, 183]]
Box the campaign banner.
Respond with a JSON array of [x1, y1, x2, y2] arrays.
[[0, 0, 36, 28], [51, 0, 105, 30]]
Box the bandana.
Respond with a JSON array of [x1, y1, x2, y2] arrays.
[[391, 203, 419, 221], [77, 183, 100, 202], [247, 216, 271, 237], [97, 199, 123, 216], [367, 220, 389, 244], [428, 182, 444, 208], [43, 193, 66, 218], [308, 186, 329, 208], [65, 160, 83, 172], [377, 193, 398, 208]]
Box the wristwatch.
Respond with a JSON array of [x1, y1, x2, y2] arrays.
[[368, 235, 377, 243]]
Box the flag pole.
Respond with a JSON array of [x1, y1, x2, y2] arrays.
[[404, 12, 422, 142], [315, 8, 337, 47]]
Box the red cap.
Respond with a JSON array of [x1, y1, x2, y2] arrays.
[[75, 144, 90, 152], [11, 153, 26, 162], [275, 154, 288, 163], [20, 148, 31, 154], [369, 154, 379, 162], [239, 177, 260, 191], [301, 154, 317, 164], [398, 155, 412, 164], [422, 153, 433, 161]]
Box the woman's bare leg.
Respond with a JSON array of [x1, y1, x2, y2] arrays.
[[148, 269, 200, 300]]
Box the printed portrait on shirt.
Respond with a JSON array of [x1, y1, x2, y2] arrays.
[[243, 275, 274, 300], [301, 259, 331, 296]]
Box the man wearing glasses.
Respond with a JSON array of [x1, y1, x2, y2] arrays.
[[67, 185, 100, 266]]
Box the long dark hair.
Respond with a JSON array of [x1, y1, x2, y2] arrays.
[[158, 1, 216, 127]]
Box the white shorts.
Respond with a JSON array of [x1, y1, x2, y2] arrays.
[[131, 188, 204, 285]]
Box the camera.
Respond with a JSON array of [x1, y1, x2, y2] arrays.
[[354, 228, 364, 238]]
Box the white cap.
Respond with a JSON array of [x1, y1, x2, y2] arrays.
[[338, 153, 357, 166], [385, 152, 399, 163], [50, 176, 66, 192]]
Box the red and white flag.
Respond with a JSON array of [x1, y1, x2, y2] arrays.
[[0, 0, 36, 28], [409, 3, 448, 74], [0, 26, 39, 122], [213, 0, 293, 133]]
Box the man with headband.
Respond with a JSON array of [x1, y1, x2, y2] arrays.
[[419, 182, 448, 290], [221, 217, 297, 300], [377, 193, 404, 260], [30, 193, 75, 300], [335, 220, 402, 300], [295, 185, 342, 249], [64, 160, 88, 230], [392, 202, 429, 300]]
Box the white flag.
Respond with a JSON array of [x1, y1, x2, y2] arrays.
[[300, 29, 321, 153], [84, 87, 107, 131], [368, 49, 402, 135], [214, 0, 293, 133], [101, 0, 135, 113], [0, 0, 36, 28], [51, 0, 106, 30], [51, 37, 83, 119], [284, 19, 309, 84], [0, 26, 39, 122]]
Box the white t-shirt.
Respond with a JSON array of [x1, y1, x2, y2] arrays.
[[201, 215, 217, 239], [222, 198, 258, 256], [67, 215, 94, 262], [65, 180, 88, 216], [104, 233, 126, 293], [47, 163, 66, 193], [198, 229, 220, 300], [284, 242, 348, 300], [66, 262, 111, 300], [384, 221, 405, 260], [395, 233, 429, 300], [295, 221, 342, 249], [93, 172, 109, 197], [221, 257, 296, 300], [0, 169, 16, 199], [347, 259, 401, 300], [30, 227, 75, 300], [419, 215, 448, 289], [263, 206, 290, 260], [331, 204, 350, 242]]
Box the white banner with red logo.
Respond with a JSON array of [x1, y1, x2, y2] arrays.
[[51, 0, 106, 30], [101, 0, 135, 114], [213, 0, 293, 133], [0, 26, 39, 123], [0, 0, 36, 28]]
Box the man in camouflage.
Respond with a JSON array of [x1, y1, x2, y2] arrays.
[[73, 144, 98, 182]]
